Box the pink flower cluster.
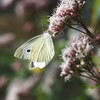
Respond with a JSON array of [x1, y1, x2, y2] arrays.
[[48, 0, 85, 35], [60, 34, 96, 80]]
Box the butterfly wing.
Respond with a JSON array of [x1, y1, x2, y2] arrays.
[[30, 33, 54, 62], [29, 62, 46, 69], [14, 32, 55, 68], [14, 34, 43, 59]]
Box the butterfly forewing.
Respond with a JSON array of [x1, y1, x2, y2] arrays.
[[14, 34, 42, 59]]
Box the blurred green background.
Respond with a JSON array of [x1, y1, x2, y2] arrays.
[[0, 0, 100, 100]]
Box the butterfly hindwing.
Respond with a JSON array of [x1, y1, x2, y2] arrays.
[[29, 62, 46, 69]]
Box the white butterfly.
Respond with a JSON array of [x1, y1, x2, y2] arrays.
[[14, 31, 55, 69]]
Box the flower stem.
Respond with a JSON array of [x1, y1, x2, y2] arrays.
[[80, 74, 100, 84], [77, 15, 95, 39], [70, 26, 86, 34]]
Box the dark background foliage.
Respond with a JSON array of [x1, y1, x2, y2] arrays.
[[0, 0, 100, 100]]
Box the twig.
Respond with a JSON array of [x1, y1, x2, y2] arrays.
[[80, 74, 100, 84], [77, 15, 95, 39], [70, 26, 86, 34]]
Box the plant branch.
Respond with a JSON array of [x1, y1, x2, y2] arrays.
[[80, 74, 100, 84], [77, 15, 95, 39], [70, 26, 86, 34]]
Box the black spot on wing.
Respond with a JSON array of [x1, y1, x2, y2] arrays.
[[27, 49, 31, 52]]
